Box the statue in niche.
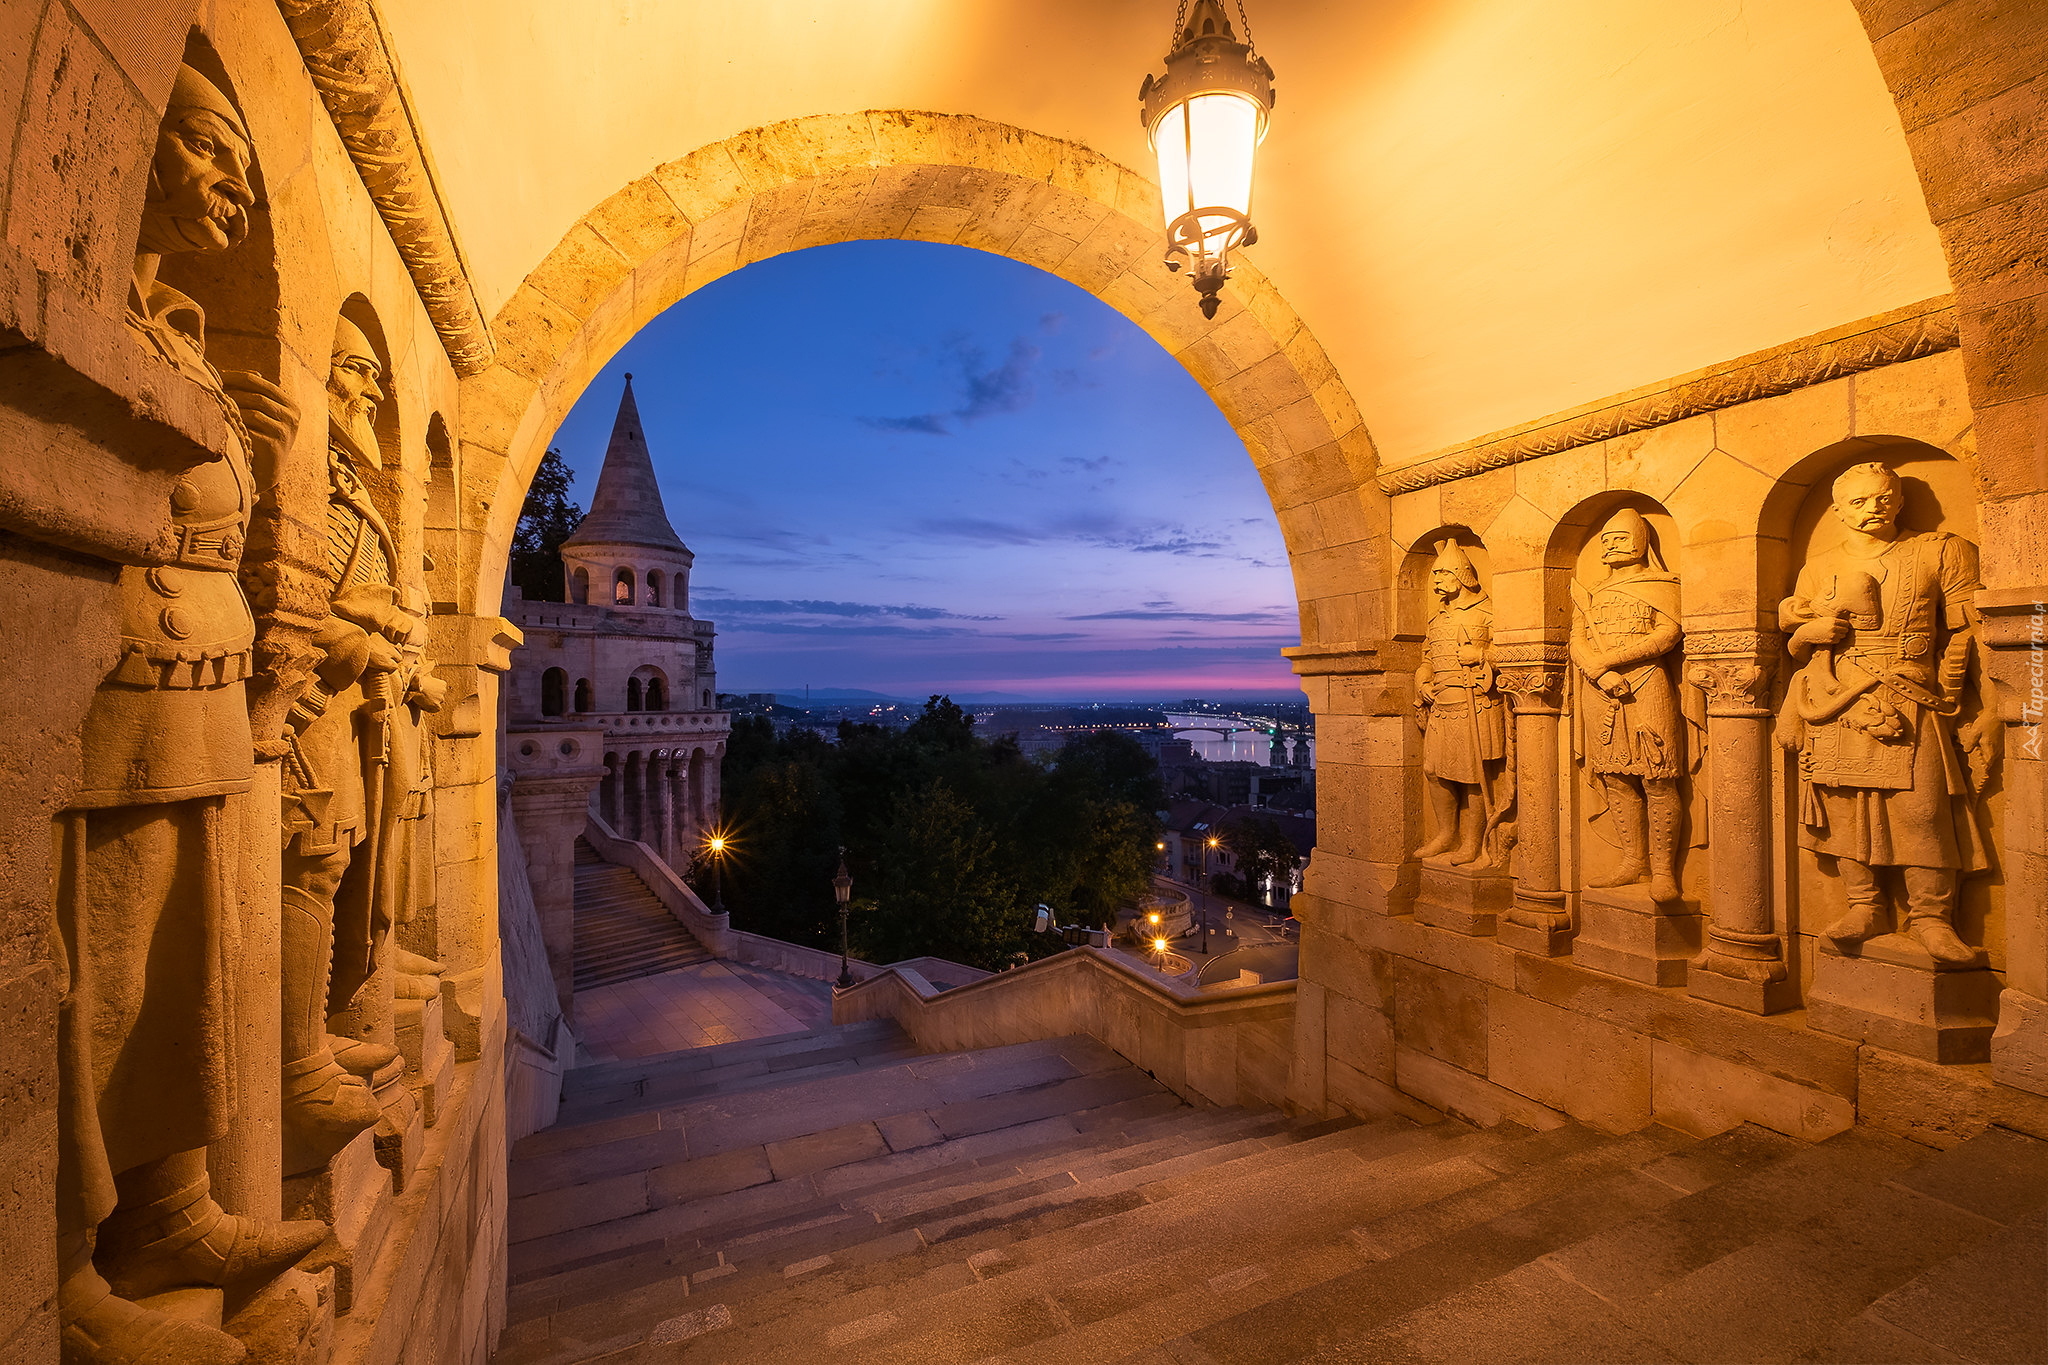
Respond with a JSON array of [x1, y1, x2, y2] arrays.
[[59, 65, 325, 1365], [276, 318, 444, 1178], [1414, 539, 1512, 868], [1778, 461, 1999, 964], [1570, 508, 1692, 903]]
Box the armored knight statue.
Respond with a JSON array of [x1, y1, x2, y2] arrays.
[[277, 317, 444, 1178], [1571, 508, 1687, 903], [1414, 539, 1510, 867], [1778, 461, 1999, 964], [59, 65, 325, 1365]]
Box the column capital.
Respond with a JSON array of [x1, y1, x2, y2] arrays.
[[1491, 641, 1569, 714], [1684, 629, 1778, 717]]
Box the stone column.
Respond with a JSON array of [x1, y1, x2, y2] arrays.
[[599, 754, 619, 828], [1683, 631, 1794, 1013], [1981, 589, 2048, 1095], [505, 729, 606, 1018], [1495, 648, 1572, 956], [624, 750, 644, 843]]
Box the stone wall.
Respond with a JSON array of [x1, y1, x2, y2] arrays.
[[1289, 326, 2048, 1149]]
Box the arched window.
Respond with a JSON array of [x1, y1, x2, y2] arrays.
[[573, 678, 593, 712], [571, 568, 589, 604], [646, 570, 663, 607], [541, 667, 567, 717], [645, 676, 666, 710], [702, 689, 712, 707], [614, 567, 635, 605], [626, 676, 643, 711]]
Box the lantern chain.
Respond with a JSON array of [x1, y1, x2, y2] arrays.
[[1233, 0, 1257, 55], [1171, 0, 1190, 44]]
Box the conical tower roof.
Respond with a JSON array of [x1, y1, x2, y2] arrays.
[[562, 374, 689, 553]]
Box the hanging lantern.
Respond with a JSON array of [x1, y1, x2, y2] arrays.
[[1139, 0, 1275, 318]]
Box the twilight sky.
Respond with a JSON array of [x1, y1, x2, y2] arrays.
[[546, 240, 1302, 701]]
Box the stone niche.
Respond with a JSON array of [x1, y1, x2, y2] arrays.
[[0, 8, 507, 1363], [1294, 339, 2042, 1148]]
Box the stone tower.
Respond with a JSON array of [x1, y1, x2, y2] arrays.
[[505, 375, 730, 872]]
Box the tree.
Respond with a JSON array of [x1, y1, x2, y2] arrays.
[[859, 780, 1019, 970], [508, 446, 582, 603], [1220, 815, 1302, 904]]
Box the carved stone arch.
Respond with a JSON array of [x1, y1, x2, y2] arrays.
[[460, 113, 1387, 657]]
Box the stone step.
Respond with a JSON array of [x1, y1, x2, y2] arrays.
[[644, 1118, 1494, 1364], [501, 1108, 1393, 1363], [504, 1097, 1256, 1330]]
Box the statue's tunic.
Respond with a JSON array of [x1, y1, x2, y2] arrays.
[[1781, 530, 1989, 871], [1422, 594, 1505, 785], [1574, 574, 1682, 779], [283, 446, 406, 1008], [59, 282, 252, 1230]]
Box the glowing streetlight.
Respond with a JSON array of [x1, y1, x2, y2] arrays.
[[701, 828, 729, 914], [1139, 0, 1276, 318]]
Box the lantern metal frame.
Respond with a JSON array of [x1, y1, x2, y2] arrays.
[[1138, 0, 1275, 318]]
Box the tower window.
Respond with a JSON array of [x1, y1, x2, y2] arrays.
[[646, 570, 663, 607], [646, 676, 666, 710], [626, 676, 643, 711], [571, 567, 589, 604], [614, 567, 635, 605], [541, 667, 567, 717], [573, 678, 592, 712]]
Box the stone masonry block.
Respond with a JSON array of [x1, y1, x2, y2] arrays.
[[1393, 957, 1489, 1073], [1488, 987, 1652, 1133], [1650, 1041, 1853, 1141], [1913, 74, 2048, 224], [1324, 987, 1394, 1082], [1852, 348, 1974, 448], [1300, 922, 1394, 1014]]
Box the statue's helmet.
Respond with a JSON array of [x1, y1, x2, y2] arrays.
[[328, 315, 385, 467], [1597, 506, 1666, 571], [1432, 538, 1480, 590]]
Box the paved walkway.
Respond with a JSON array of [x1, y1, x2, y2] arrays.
[[571, 958, 835, 1062]]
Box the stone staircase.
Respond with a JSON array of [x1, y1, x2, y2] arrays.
[[572, 837, 712, 991], [499, 1021, 2048, 1364]]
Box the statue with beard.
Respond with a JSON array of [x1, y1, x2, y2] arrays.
[[276, 317, 444, 1179], [59, 65, 325, 1365], [1414, 539, 1511, 867]]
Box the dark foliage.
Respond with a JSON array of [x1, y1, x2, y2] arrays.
[[706, 701, 1162, 970], [508, 446, 582, 603]]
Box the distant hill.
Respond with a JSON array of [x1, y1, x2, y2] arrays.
[[759, 687, 1034, 706]]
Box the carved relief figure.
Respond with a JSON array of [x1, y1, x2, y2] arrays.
[[59, 65, 324, 1365], [1570, 508, 1689, 903], [1414, 539, 1511, 867], [1778, 462, 1999, 963], [276, 318, 443, 1177]]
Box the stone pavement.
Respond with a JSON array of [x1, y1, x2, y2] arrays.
[[573, 959, 835, 1062]]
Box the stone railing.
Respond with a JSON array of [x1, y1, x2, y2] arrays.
[[580, 813, 988, 990], [833, 946, 1297, 1110]]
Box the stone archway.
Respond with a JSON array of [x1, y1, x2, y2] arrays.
[[457, 112, 1387, 657]]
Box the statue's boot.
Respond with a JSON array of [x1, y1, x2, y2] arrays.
[[1646, 782, 1681, 904], [61, 1260, 245, 1365], [1591, 795, 1646, 889], [1903, 867, 1976, 965], [393, 946, 444, 1000], [1823, 859, 1887, 945], [97, 1169, 326, 1302], [281, 1051, 382, 1176], [328, 1035, 399, 1076]]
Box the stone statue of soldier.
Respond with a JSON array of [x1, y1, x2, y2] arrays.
[[59, 64, 325, 1365], [1571, 507, 1687, 903], [1778, 461, 1999, 964], [1414, 538, 1509, 867], [277, 318, 444, 1178]]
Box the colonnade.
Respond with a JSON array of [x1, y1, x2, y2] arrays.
[[598, 744, 723, 870]]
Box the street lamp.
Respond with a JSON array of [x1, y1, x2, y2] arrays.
[[833, 850, 856, 989], [702, 830, 728, 914], [1139, 0, 1276, 318]]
